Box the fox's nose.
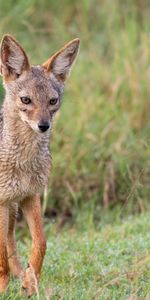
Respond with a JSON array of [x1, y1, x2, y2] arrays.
[[38, 122, 50, 132]]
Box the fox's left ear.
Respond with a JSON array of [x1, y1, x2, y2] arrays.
[[42, 38, 80, 82]]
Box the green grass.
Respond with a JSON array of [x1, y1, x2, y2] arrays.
[[2, 210, 150, 299]]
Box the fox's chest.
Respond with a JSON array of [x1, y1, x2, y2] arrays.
[[0, 147, 51, 203]]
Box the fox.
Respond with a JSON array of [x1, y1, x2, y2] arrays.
[[0, 34, 80, 296]]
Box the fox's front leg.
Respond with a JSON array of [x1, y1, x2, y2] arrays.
[[7, 203, 24, 278], [0, 204, 9, 292], [21, 195, 46, 296]]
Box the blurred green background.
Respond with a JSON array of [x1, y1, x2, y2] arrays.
[[1, 0, 150, 221]]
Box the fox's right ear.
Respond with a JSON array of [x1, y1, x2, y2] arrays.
[[0, 34, 30, 80]]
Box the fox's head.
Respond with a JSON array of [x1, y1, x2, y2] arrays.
[[0, 35, 80, 133]]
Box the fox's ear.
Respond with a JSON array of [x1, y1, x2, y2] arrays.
[[0, 34, 30, 80], [42, 38, 80, 82]]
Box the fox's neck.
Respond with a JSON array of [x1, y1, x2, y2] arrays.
[[2, 99, 50, 155]]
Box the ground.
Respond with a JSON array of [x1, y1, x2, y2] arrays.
[[2, 210, 150, 300]]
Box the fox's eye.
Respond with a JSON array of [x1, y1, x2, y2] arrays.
[[20, 97, 31, 105], [49, 97, 58, 106]]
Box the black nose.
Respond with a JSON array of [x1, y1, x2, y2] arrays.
[[38, 122, 50, 132]]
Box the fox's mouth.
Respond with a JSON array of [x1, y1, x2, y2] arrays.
[[20, 116, 51, 134], [29, 123, 51, 134], [29, 122, 51, 134]]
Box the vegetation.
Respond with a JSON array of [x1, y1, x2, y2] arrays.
[[1, 211, 150, 299], [1, 0, 150, 298], [1, 0, 150, 215]]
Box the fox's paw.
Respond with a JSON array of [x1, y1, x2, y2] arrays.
[[0, 274, 9, 293], [22, 264, 38, 297]]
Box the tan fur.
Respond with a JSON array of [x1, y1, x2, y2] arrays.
[[0, 34, 80, 296]]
